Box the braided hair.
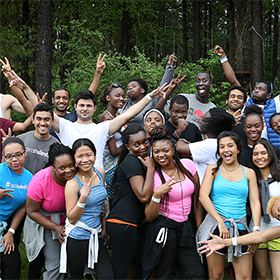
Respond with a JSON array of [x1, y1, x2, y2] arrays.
[[150, 126, 199, 211], [113, 124, 146, 184], [45, 142, 74, 167]]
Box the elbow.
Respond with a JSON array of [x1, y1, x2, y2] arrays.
[[146, 215, 156, 222]]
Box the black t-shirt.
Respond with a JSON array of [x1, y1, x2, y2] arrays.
[[165, 120, 202, 143], [232, 117, 246, 140], [108, 154, 147, 225]]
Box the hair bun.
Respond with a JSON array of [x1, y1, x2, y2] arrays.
[[150, 125, 170, 141]]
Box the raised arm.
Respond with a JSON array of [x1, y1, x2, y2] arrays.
[[214, 45, 241, 87], [109, 84, 168, 135], [159, 54, 177, 86], [88, 53, 106, 95]]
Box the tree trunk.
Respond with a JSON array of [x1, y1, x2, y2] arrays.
[[119, 7, 131, 56], [182, 0, 188, 62], [35, 0, 52, 103], [228, 0, 235, 63], [21, 0, 30, 85], [272, 3, 279, 82], [236, 0, 245, 70], [193, 0, 201, 63], [250, 0, 263, 86]]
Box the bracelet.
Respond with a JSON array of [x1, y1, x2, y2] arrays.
[[120, 126, 126, 133], [219, 56, 228, 64], [232, 236, 237, 246], [146, 93, 153, 101], [76, 201, 86, 208], [151, 195, 161, 203], [253, 226, 260, 231], [8, 228, 15, 234], [173, 130, 179, 138]]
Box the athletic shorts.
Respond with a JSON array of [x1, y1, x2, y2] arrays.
[[258, 238, 280, 252]]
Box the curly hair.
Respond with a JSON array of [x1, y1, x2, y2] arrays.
[[200, 108, 235, 137], [244, 105, 263, 124], [45, 142, 74, 167], [128, 78, 148, 95], [150, 125, 199, 211]]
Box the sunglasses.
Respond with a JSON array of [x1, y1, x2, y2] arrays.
[[108, 82, 124, 93]]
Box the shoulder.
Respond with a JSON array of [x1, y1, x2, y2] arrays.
[[181, 158, 197, 175], [0, 117, 16, 127], [18, 131, 33, 140], [96, 167, 105, 178]]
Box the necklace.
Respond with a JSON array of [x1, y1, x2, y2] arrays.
[[222, 164, 240, 173], [162, 167, 178, 178]]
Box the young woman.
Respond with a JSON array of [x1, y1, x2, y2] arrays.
[[61, 138, 113, 280], [251, 139, 280, 280], [197, 131, 261, 280], [240, 105, 280, 167], [143, 108, 165, 138], [0, 137, 32, 279], [99, 83, 125, 204], [24, 142, 76, 280], [106, 124, 155, 280], [143, 126, 204, 279]]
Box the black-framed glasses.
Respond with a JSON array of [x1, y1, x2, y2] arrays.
[[108, 82, 125, 93], [4, 152, 24, 160]]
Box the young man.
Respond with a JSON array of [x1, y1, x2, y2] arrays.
[[52, 85, 166, 168], [18, 103, 58, 174], [161, 56, 215, 129], [214, 45, 280, 147], [165, 95, 202, 143], [225, 85, 247, 139]]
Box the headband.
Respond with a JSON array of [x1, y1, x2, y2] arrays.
[[143, 109, 165, 125], [2, 137, 25, 151]]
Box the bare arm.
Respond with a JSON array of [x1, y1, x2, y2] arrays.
[[88, 54, 106, 94], [176, 139, 191, 158], [214, 45, 241, 87], [109, 84, 168, 135], [13, 115, 33, 132], [193, 172, 204, 229], [26, 197, 66, 244], [199, 165, 230, 238], [130, 157, 155, 204]]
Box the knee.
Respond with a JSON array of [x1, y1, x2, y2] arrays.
[[209, 270, 224, 280], [256, 270, 270, 280]]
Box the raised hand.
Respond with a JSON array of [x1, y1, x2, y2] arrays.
[[169, 70, 186, 92], [198, 232, 226, 257], [168, 54, 178, 67], [96, 53, 106, 74], [214, 45, 226, 58], [154, 177, 179, 197], [149, 83, 169, 100], [0, 57, 12, 78], [1, 127, 12, 145], [7, 70, 27, 90], [80, 176, 93, 199], [232, 109, 244, 125], [36, 92, 48, 104]]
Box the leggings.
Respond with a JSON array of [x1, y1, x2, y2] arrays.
[[106, 222, 140, 280], [66, 237, 113, 280], [0, 245, 21, 279], [154, 227, 205, 280]]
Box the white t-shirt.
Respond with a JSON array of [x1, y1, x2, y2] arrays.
[[57, 118, 110, 168], [189, 138, 219, 183]]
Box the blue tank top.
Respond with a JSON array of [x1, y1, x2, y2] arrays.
[[210, 166, 248, 230], [69, 167, 107, 239]]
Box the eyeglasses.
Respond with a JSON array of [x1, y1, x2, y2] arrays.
[[4, 152, 25, 160], [108, 82, 124, 93]]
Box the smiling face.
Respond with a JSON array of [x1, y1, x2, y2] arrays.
[[127, 81, 145, 102], [3, 143, 26, 174], [244, 114, 263, 145], [52, 154, 76, 185], [53, 89, 70, 115], [169, 102, 188, 126], [252, 143, 270, 170], [251, 83, 270, 105], [144, 111, 163, 135], [74, 145, 96, 172], [152, 140, 174, 169], [126, 131, 149, 159], [218, 136, 240, 165], [33, 111, 54, 139], [226, 89, 246, 113], [270, 114, 280, 136], [195, 72, 212, 100], [74, 99, 96, 123], [107, 87, 126, 109]]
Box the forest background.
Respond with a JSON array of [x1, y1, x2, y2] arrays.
[[0, 0, 279, 123]]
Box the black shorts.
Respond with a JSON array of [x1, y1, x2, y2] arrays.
[[211, 227, 249, 255]]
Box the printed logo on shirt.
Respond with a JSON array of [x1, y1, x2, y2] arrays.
[[26, 147, 48, 158], [6, 181, 28, 189], [193, 109, 204, 123]]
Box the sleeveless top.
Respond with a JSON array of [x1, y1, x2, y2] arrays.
[[210, 166, 248, 230], [69, 167, 107, 239]]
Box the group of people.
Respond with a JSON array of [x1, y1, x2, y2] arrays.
[[0, 45, 280, 280]]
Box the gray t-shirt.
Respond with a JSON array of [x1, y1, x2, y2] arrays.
[[18, 131, 58, 174]]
